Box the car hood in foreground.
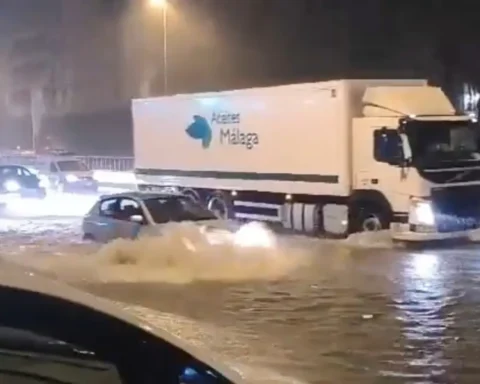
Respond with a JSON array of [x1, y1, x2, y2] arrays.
[[0, 263, 245, 383]]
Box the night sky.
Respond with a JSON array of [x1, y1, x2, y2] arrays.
[[3, 0, 480, 99], [0, 0, 479, 153], [136, 0, 479, 95]]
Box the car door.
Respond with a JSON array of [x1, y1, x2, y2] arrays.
[[95, 198, 122, 242], [114, 197, 146, 239], [18, 166, 39, 189]]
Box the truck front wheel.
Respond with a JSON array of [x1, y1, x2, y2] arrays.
[[350, 203, 391, 233]]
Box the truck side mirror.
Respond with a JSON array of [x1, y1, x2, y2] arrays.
[[373, 128, 404, 165]]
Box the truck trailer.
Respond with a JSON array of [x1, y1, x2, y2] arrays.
[[132, 79, 480, 242]]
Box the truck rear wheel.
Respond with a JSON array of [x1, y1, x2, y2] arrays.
[[206, 191, 234, 219]]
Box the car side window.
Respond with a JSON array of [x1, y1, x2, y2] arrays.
[[50, 162, 58, 173], [99, 198, 120, 219], [19, 167, 30, 176], [118, 198, 145, 223]]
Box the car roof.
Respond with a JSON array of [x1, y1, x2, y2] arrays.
[[99, 191, 185, 201], [0, 263, 245, 383]]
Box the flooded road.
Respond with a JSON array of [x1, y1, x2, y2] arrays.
[[79, 245, 480, 384], [1, 215, 480, 383]]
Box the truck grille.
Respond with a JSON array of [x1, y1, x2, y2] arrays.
[[431, 185, 480, 232]]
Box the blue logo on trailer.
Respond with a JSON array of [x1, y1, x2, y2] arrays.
[[186, 112, 259, 150], [185, 115, 212, 148]]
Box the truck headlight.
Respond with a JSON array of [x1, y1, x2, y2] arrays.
[[409, 198, 435, 226], [65, 174, 78, 183], [4, 179, 20, 192]]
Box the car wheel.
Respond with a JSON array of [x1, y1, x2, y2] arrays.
[[83, 233, 95, 242]]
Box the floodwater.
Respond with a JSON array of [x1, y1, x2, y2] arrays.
[[1, 211, 480, 384]]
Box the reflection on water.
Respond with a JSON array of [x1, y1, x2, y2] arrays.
[[73, 246, 480, 383], [2, 218, 480, 383]]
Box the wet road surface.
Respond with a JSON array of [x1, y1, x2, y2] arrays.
[[79, 246, 480, 384], [2, 217, 480, 383]]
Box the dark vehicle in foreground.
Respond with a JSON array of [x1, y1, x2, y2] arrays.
[[0, 264, 245, 383]]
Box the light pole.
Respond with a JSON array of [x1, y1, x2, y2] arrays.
[[148, 0, 168, 95]]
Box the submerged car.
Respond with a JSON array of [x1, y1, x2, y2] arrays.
[[0, 263, 245, 383], [82, 192, 275, 248], [0, 165, 46, 200]]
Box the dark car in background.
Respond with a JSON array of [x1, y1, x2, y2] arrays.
[[0, 165, 46, 199]]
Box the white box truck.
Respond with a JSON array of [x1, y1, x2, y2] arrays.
[[132, 79, 480, 242]]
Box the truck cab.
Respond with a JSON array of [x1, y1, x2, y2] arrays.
[[352, 85, 480, 241]]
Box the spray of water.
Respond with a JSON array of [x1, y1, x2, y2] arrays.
[[9, 222, 312, 284], [3, 193, 97, 218]]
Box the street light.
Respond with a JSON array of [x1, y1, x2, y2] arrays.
[[148, 0, 167, 7], [147, 0, 168, 94]]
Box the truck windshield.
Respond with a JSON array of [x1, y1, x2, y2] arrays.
[[57, 160, 88, 172], [405, 120, 480, 168]]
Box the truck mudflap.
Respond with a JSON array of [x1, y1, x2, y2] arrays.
[[390, 222, 472, 243]]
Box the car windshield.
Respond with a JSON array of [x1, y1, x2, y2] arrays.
[[406, 120, 480, 168], [57, 160, 88, 172], [143, 196, 217, 224]]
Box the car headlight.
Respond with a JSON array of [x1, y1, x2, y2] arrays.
[[4, 179, 20, 192], [233, 222, 276, 248], [65, 174, 79, 182], [409, 198, 435, 226]]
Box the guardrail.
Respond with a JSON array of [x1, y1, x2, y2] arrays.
[[76, 156, 134, 172]]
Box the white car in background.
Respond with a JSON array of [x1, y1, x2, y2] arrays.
[[82, 192, 275, 248]]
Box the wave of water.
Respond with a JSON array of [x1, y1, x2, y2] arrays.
[[1, 221, 314, 284], [0, 213, 433, 287]]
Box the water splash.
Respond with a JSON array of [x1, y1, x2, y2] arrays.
[[6, 222, 311, 284]]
